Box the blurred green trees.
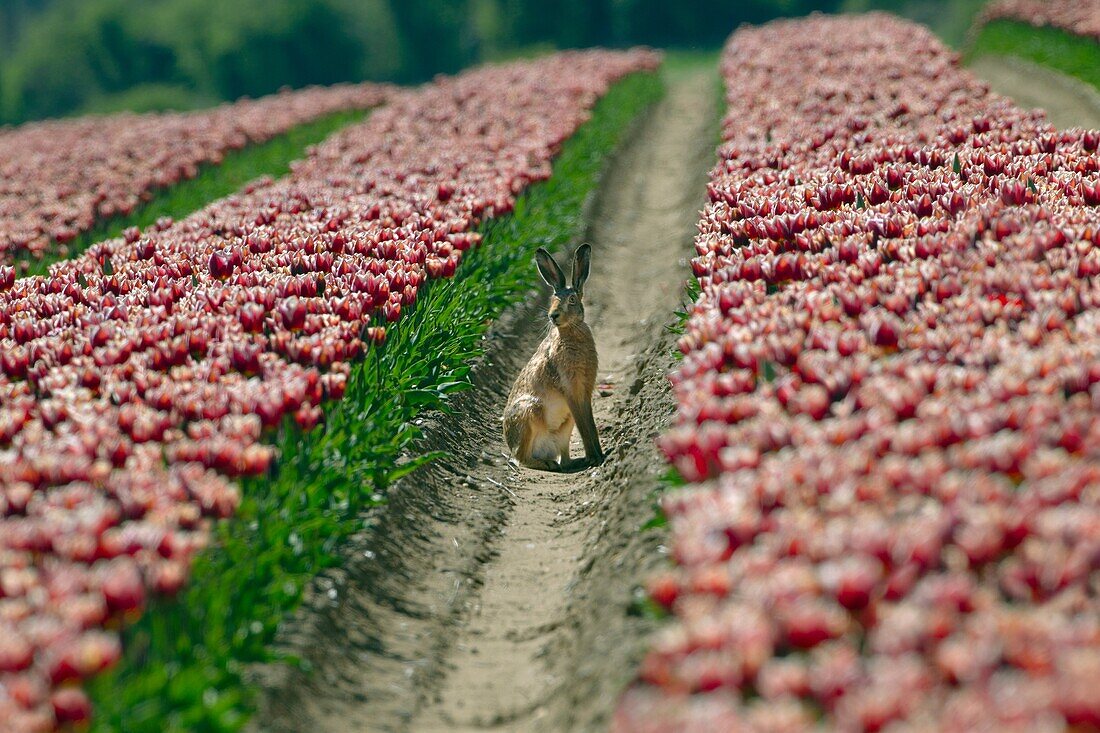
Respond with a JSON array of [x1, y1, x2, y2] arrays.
[[1, 0, 374, 122], [0, 0, 986, 124]]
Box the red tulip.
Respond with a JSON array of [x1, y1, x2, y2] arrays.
[[50, 688, 92, 724]]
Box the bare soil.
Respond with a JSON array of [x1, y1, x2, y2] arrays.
[[248, 66, 716, 733], [969, 55, 1100, 130]]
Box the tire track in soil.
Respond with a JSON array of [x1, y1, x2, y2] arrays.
[[247, 66, 716, 733]]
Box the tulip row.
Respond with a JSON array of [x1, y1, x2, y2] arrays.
[[0, 83, 392, 267], [0, 48, 660, 733], [979, 0, 1100, 43], [615, 14, 1100, 732]]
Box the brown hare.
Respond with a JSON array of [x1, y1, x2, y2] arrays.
[[503, 244, 604, 472]]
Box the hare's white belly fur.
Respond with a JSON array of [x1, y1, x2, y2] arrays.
[[540, 389, 572, 432], [511, 390, 573, 460]]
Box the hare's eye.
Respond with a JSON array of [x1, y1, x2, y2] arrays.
[[569, 295, 578, 304]]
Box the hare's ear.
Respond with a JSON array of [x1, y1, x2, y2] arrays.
[[535, 248, 566, 289], [571, 244, 591, 295]]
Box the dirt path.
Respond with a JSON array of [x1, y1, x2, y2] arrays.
[[969, 56, 1100, 130], [248, 65, 716, 733]]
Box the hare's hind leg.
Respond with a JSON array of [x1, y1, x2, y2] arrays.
[[504, 399, 562, 472], [515, 428, 562, 472]]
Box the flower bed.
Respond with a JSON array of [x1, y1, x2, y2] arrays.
[[979, 0, 1100, 43], [0, 48, 659, 732], [615, 14, 1100, 732], [0, 84, 391, 265]]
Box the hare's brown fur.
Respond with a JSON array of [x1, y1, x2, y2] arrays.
[[503, 245, 604, 471]]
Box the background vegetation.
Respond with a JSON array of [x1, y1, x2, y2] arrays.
[[969, 19, 1100, 92], [1, 0, 985, 124]]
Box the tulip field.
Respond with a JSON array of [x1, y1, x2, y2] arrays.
[[3, 4, 1100, 733], [615, 13, 1100, 733], [0, 49, 660, 732], [0, 85, 394, 269]]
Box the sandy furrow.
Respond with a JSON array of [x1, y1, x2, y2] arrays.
[[247, 64, 716, 733], [410, 67, 717, 733]]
